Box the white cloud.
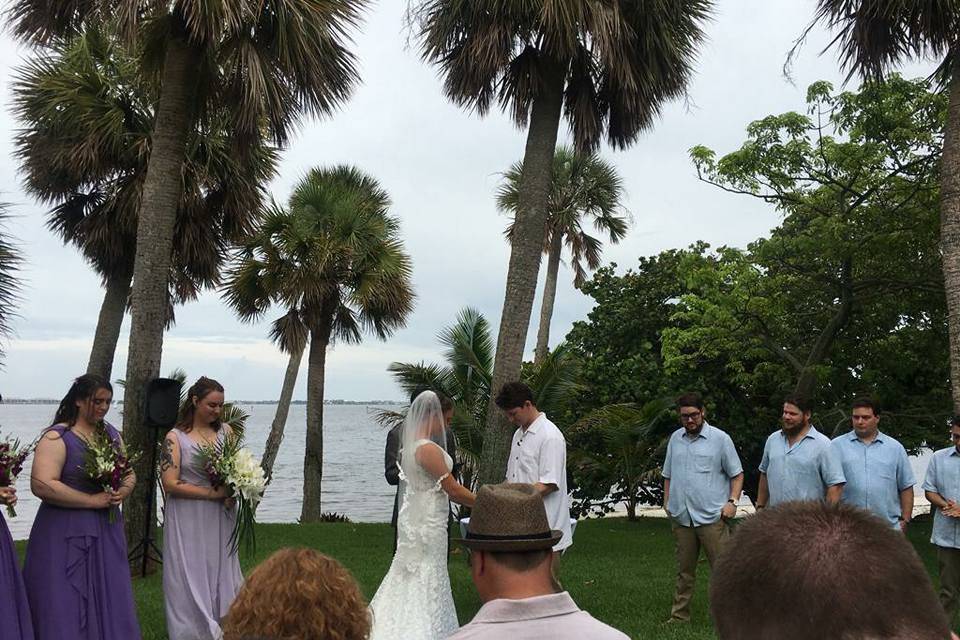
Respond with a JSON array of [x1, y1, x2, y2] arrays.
[[0, 0, 939, 400]]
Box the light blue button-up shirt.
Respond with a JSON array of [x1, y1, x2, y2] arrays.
[[662, 423, 743, 527], [832, 431, 914, 529], [922, 446, 960, 549], [759, 426, 845, 506]]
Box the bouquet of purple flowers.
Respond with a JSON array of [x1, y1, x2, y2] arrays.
[[0, 435, 33, 517]]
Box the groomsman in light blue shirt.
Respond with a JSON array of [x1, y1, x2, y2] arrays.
[[832, 396, 914, 531], [662, 392, 743, 623], [756, 393, 845, 509], [923, 417, 960, 623]]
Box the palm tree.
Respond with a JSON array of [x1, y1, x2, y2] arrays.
[[9, 0, 365, 549], [221, 292, 308, 484], [379, 307, 581, 493], [0, 207, 23, 360], [223, 166, 415, 521], [567, 400, 671, 520], [410, 0, 713, 484], [799, 3, 960, 412], [500, 147, 629, 364], [12, 26, 276, 380]]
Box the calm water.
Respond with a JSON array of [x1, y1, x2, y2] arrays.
[[0, 403, 943, 539], [0, 403, 397, 539]]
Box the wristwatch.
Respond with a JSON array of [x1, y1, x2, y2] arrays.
[[726, 499, 736, 504]]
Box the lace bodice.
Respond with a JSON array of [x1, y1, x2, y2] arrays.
[[369, 440, 459, 639]]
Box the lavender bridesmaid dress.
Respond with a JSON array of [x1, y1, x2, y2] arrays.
[[162, 428, 243, 640], [0, 512, 33, 640], [22, 424, 140, 640]]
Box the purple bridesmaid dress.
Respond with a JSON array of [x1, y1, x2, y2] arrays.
[[162, 428, 242, 640], [0, 512, 33, 640], [22, 424, 140, 640]]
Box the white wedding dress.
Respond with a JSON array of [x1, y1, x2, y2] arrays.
[[369, 439, 459, 639]]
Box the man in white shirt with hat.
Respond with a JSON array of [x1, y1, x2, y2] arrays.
[[450, 483, 628, 640]]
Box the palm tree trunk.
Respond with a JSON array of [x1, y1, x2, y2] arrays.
[[941, 71, 960, 414], [301, 324, 331, 522], [261, 343, 305, 484], [534, 232, 563, 365], [87, 269, 132, 380], [121, 32, 199, 560], [479, 62, 566, 487]]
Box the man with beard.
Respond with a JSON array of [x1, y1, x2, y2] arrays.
[[661, 392, 743, 624], [755, 393, 845, 509]]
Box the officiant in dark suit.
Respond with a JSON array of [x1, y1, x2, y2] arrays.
[[384, 388, 459, 553]]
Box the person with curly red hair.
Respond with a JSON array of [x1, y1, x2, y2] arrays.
[[222, 547, 371, 640]]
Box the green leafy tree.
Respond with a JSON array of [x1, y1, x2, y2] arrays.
[[500, 147, 629, 364], [223, 166, 415, 521], [799, 1, 960, 413], [9, 0, 366, 550], [680, 77, 944, 398], [565, 247, 779, 500], [12, 26, 276, 380], [410, 0, 712, 485]]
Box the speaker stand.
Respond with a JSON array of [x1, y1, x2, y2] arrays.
[[127, 429, 164, 577]]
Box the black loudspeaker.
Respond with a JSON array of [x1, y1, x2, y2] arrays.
[[145, 378, 182, 429]]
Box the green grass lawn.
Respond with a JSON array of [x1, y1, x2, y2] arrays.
[[16, 516, 951, 639]]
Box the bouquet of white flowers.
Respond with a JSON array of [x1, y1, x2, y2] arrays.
[[79, 424, 138, 523], [197, 433, 266, 555]]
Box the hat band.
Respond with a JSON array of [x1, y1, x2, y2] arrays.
[[465, 530, 554, 541]]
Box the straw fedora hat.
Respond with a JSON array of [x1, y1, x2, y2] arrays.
[[458, 483, 562, 552]]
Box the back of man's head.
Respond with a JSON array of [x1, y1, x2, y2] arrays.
[[710, 501, 950, 640], [472, 548, 553, 602]]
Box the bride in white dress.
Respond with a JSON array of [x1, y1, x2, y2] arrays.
[[370, 390, 476, 639]]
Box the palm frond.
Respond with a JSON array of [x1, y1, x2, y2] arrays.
[[412, 0, 713, 152], [220, 402, 250, 440]]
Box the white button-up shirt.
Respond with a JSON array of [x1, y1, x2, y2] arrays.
[[505, 413, 572, 552]]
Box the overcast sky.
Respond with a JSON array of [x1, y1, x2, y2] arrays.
[[0, 1, 937, 401]]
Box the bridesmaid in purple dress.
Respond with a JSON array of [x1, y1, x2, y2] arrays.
[[23, 374, 140, 640], [0, 485, 34, 640], [161, 377, 242, 640]]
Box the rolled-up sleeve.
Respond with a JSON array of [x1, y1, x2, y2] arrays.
[[538, 436, 566, 487]]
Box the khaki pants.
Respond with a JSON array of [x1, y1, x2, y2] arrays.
[[938, 545, 960, 623], [670, 519, 728, 622]]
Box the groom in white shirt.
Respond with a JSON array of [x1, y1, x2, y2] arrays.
[[496, 382, 573, 573]]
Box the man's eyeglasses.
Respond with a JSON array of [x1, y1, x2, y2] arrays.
[[950, 432, 960, 442], [680, 411, 702, 422]]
